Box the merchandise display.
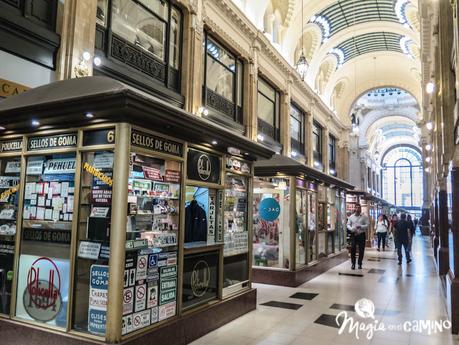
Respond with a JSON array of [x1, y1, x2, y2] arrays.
[[223, 174, 248, 256], [0, 155, 21, 315], [123, 153, 180, 334]]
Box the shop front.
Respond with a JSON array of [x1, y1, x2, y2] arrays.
[[251, 155, 353, 287], [0, 77, 274, 345]]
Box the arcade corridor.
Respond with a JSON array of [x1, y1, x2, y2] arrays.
[[191, 235, 459, 345]]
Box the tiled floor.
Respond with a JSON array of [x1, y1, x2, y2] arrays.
[[190, 235, 459, 345]]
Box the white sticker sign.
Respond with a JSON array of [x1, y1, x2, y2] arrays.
[[43, 158, 76, 174], [122, 314, 133, 335], [5, 160, 21, 173], [78, 241, 102, 260], [123, 287, 134, 315], [135, 284, 147, 312], [147, 282, 158, 308], [159, 301, 176, 321], [26, 158, 44, 175], [151, 306, 159, 324], [132, 310, 150, 331], [136, 255, 148, 281], [93, 152, 114, 169]]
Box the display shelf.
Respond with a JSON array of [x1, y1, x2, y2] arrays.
[[23, 219, 72, 230]]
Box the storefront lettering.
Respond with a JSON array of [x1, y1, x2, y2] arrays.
[[131, 130, 183, 156], [191, 260, 210, 297], [197, 155, 212, 180], [0, 79, 29, 98], [83, 162, 113, 186], [0, 139, 22, 152], [28, 134, 77, 150], [23, 257, 62, 322]]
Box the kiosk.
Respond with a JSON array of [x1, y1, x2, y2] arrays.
[[0, 77, 274, 345]]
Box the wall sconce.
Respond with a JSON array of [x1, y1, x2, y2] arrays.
[[74, 51, 92, 78], [197, 106, 209, 116]]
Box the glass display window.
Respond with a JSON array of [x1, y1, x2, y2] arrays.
[[253, 177, 290, 269], [307, 191, 317, 262], [72, 150, 113, 336], [295, 188, 307, 268], [0, 155, 21, 315], [223, 171, 249, 290], [16, 152, 76, 329], [317, 201, 327, 258], [122, 152, 180, 336]]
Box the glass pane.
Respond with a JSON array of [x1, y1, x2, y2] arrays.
[[258, 93, 275, 125], [295, 189, 306, 268], [253, 177, 290, 269], [123, 153, 180, 336], [237, 60, 243, 107], [206, 39, 235, 69], [138, 0, 168, 20], [206, 59, 234, 101], [290, 115, 301, 142], [169, 8, 181, 69], [0, 156, 21, 315], [258, 79, 275, 100], [112, 0, 166, 61], [96, 0, 108, 27], [308, 192, 317, 262], [16, 153, 76, 328], [72, 151, 114, 336]]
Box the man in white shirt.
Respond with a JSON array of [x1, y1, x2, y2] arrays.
[[347, 203, 369, 269]]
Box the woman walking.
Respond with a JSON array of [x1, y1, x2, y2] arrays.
[[376, 214, 389, 251]]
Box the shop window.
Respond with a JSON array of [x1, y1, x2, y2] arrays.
[[0, 154, 21, 315], [72, 150, 113, 336], [328, 135, 336, 176], [202, 33, 244, 126], [312, 121, 323, 170], [15, 153, 76, 329], [253, 177, 290, 269], [290, 104, 305, 156], [223, 172, 249, 289], [295, 186, 307, 268], [0, 0, 60, 68], [95, 0, 182, 94], [122, 152, 180, 335], [307, 190, 317, 262], [257, 78, 280, 142]]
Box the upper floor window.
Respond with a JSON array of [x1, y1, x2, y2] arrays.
[[312, 121, 323, 169], [257, 78, 280, 142], [95, 0, 182, 94], [290, 104, 305, 156], [202, 33, 243, 126], [328, 135, 336, 175]]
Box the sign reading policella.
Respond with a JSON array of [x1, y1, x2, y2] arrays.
[[131, 130, 183, 157], [187, 149, 220, 184], [182, 251, 218, 309], [28, 133, 77, 151], [0, 138, 22, 152]]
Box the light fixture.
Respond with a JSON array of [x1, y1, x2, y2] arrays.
[[82, 51, 91, 61], [197, 106, 209, 116], [93, 56, 102, 66], [425, 167, 431, 173], [85, 112, 94, 119], [426, 121, 433, 131], [426, 82, 435, 94], [0, 126, 5, 131], [425, 144, 432, 151], [211, 140, 218, 145], [425, 156, 431, 163], [257, 134, 265, 141], [295, 0, 308, 80], [330, 168, 336, 175], [31, 120, 40, 127], [314, 160, 320, 167], [291, 151, 298, 157]]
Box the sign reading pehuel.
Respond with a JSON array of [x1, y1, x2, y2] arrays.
[[131, 130, 183, 157], [0, 138, 22, 153], [28, 133, 77, 151], [187, 149, 221, 184]]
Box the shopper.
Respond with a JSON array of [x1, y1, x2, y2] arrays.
[[376, 214, 389, 251], [394, 213, 412, 265], [347, 203, 369, 270]]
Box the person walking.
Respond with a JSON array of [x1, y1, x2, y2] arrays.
[[376, 214, 389, 251], [390, 214, 398, 252], [394, 213, 412, 265], [347, 203, 369, 270], [407, 214, 415, 253]]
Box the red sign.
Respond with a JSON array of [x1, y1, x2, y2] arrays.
[[164, 170, 180, 183], [142, 166, 162, 181], [24, 257, 62, 321]]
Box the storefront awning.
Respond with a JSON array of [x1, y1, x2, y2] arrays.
[[0, 76, 275, 160], [254, 154, 354, 190]]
